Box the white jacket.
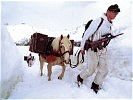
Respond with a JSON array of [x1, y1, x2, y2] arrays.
[[80, 14, 113, 49]]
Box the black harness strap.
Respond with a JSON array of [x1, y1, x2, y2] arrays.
[[69, 50, 84, 68], [90, 18, 104, 42]]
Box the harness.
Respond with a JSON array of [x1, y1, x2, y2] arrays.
[[44, 36, 83, 68], [84, 18, 104, 52]]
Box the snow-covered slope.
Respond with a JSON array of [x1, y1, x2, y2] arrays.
[[108, 27, 132, 81], [0, 25, 24, 99]]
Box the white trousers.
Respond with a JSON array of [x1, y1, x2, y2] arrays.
[[80, 48, 108, 85]]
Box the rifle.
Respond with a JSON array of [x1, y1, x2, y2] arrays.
[[88, 33, 124, 50]]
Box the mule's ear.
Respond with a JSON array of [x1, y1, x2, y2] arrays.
[[60, 34, 63, 40], [67, 34, 70, 39]]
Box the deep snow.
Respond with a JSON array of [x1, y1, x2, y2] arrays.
[[7, 46, 132, 99], [1, 25, 24, 99]]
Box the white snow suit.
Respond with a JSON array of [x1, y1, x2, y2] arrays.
[[80, 14, 113, 85]]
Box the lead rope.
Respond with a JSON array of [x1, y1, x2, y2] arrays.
[[69, 49, 84, 68]]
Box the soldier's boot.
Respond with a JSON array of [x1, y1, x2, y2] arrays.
[[77, 74, 83, 87], [91, 82, 100, 94]]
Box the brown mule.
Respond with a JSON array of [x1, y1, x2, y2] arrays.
[[39, 35, 72, 81]]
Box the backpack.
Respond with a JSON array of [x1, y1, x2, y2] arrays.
[[82, 18, 104, 38]]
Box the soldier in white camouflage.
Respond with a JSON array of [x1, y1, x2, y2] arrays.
[[77, 4, 120, 93]]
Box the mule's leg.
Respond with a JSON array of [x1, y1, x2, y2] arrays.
[[58, 64, 66, 80], [40, 62, 44, 76], [47, 64, 52, 81], [39, 55, 44, 76]]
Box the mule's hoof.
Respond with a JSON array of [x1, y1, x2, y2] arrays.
[[58, 77, 62, 80], [48, 78, 51, 81], [40, 73, 43, 76]]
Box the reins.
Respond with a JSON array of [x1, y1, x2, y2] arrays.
[[58, 38, 85, 68], [69, 49, 84, 68]]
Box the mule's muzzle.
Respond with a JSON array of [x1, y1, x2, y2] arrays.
[[61, 50, 70, 64]]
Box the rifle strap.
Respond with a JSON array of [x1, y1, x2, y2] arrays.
[[89, 17, 104, 42]]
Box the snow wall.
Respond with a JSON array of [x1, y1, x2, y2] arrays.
[[0, 25, 24, 99]]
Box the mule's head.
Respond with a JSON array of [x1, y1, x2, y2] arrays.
[[59, 34, 72, 64]]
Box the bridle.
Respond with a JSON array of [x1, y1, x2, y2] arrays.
[[59, 39, 84, 68], [59, 39, 70, 63]]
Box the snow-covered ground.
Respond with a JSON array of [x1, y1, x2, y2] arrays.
[[7, 46, 132, 99]]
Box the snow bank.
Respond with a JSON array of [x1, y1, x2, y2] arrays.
[[107, 27, 132, 81], [7, 46, 132, 99], [0, 25, 24, 99]]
